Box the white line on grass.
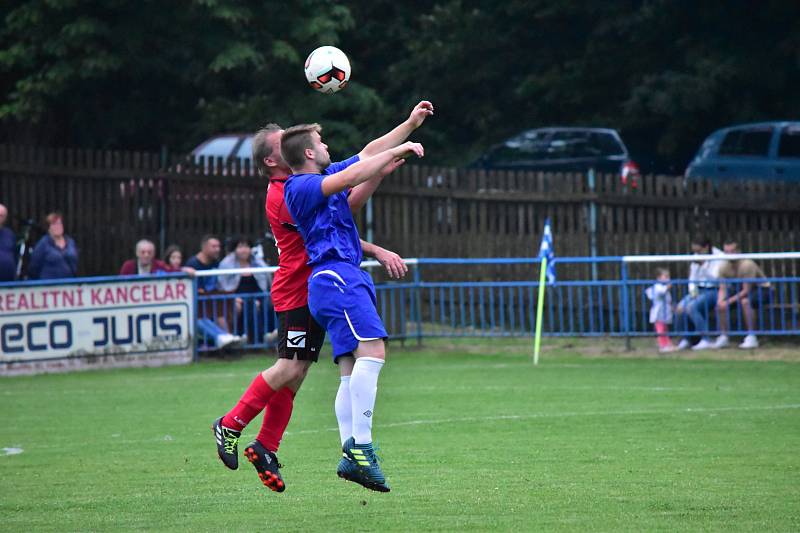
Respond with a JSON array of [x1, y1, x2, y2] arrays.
[[285, 403, 800, 436]]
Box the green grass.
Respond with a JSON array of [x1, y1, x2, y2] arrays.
[[1, 338, 799, 532]]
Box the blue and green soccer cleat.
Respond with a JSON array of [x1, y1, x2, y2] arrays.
[[337, 437, 390, 493]]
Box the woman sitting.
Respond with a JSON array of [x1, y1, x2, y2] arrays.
[[217, 237, 273, 345]]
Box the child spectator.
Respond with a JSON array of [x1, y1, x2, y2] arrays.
[[28, 212, 79, 280], [646, 267, 677, 353]]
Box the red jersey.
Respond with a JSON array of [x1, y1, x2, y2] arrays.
[[265, 176, 311, 312]]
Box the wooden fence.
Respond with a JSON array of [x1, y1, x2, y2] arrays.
[[1, 144, 799, 279]]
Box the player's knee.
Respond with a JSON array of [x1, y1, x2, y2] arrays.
[[355, 339, 385, 359], [284, 360, 309, 382]]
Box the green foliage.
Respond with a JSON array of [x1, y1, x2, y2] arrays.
[[1, 1, 799, 167]]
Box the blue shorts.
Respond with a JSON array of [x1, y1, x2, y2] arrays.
[[308, 263, 388, 361]]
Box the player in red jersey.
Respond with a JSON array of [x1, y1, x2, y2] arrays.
[[212, 101, 434, 492]]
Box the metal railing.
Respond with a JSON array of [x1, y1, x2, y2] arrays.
[[193, 253, 800, 354]]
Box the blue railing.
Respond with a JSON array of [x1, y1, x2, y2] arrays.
[[193, 254, 800, 353], [4, 255, 795, 360]]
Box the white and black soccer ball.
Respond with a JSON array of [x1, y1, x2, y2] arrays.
[[304, 46, 351, 94]]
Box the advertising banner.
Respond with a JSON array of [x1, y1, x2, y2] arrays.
[[0, 276, 194, 375]]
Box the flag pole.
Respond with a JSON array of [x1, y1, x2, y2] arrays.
[[533, 256, 547, 365]]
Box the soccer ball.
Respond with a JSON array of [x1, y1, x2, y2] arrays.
[[304, 46, 351, 94]]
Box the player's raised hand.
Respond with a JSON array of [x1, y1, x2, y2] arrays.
[[378, 157, 406, 177], [392, 141, 424, 159], [408, 100, 434, 128]]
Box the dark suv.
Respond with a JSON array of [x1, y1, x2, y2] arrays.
[[472, 127, 640, 183]]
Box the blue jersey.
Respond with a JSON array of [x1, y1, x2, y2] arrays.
[[284, 156, 362, 268]]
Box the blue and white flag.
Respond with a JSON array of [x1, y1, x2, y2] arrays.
[[538, 217, 556, 284]]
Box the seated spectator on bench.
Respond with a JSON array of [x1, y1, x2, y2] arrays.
[[714, 239, 773, 350], [0, 203, 16, 282], [28, 211, 79, 280], [675, 234, 725, 351], [217, 237, 274, 345], [120, 239, 170, 275], [186, 234, 243, 350]]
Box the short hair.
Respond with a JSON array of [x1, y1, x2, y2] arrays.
[[252, 123, 283, 177], [200, 234, 219, 247], [135, 239, 155, 253], [43, 211, 62, 231], [163, 244, 182, 264], [655, 267, 670, 278], [691, 233, 711, 249], [723, 236, 738, 247], [281, 123, 321, 170]]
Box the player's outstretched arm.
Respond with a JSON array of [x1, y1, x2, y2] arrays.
[[348, 157, 406, 212], [321, 142, 424, 197], [358, 101, 434, 158], [361, 240, 408, 279]]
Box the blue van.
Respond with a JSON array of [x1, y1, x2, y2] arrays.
[[684, 121, 800, 182]]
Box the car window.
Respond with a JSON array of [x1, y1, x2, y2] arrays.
[[718, 128, 773, 157], [777, 126, 800, 158], [194, 136, 240, 159], [549, 131, 625, 158], [236, 137, 254, 159], [490, 130, 624, 163]]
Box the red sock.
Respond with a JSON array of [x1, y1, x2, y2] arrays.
[[222, 374, 276, 431], [257, 387, 296, 452]]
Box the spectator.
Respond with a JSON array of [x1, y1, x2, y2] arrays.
[[186, 234, 243, 350], [163, 244, 184, 272], [0, 203, 15, 282], [714, 239, 773, 350], [119, 239, 170, 275], [218, 237, 274, 344], [646, 267, 676, 353], [675, 234, 725, 351], [28, 212, 79, 280], [186, 235, 223, 292]]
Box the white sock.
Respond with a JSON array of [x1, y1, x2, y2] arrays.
[[349, 357, 384, 444], [334, 376, 352, 446]]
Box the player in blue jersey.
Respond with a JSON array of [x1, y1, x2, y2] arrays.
[[282, 123, 426, 492]]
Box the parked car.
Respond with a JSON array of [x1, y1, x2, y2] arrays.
[[684, 121, 800, 182], [472, 127, 641, 185], [189, 133, 254, 175]]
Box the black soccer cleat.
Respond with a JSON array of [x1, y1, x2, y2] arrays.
[[339, 437, 390, 493], [212, 416, 241, 470], [244, 440, 286, 493]]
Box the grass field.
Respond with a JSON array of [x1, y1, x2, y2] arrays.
[[2, 338, 799, 532]]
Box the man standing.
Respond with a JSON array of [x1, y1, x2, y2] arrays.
[[714, 239, 772, 349], [283, 122, 425, 492], [212, 102, 433, 493]]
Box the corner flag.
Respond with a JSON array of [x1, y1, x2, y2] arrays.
[[538, 218, 556, 283]]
